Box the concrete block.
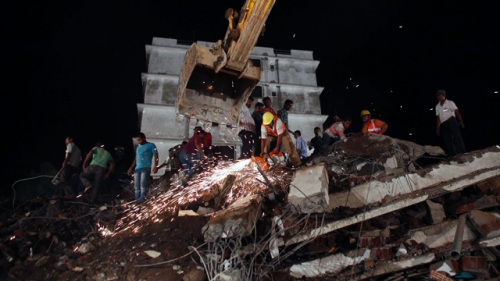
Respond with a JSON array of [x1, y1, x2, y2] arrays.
[[288, 163, 329, 214], [426, 200, 446, 224], [202, 194, 262, 242]]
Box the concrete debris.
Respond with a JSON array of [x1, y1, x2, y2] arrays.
[[355, 253, 435, 280], [429, 270, 455, 281], [426, 199, 446, 224], [329, 147, 500, 210], [144, 250, 161, 258], [201, 194, 263, 242], [4, 134, 500, 280], [430, 260, 459, 277], [289, 249, 370, 278], [288, 163, 329, 214], [407, 219, 477, 249]]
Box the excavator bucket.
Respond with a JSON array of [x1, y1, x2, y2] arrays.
[[176, 0, 275, 127], [176, 43, 260, 127]]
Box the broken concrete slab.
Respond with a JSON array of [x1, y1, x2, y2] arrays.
[[341, 133, 445, 164], [456, 195, 500, 214], [407, 220, 477, 249], [289, 249, 370, 278], [288, 163, 329, 214], [469, 209, 500, 239], [354, 253, 435, 281], [201, 194, 263, 242], [284, 147, 500, 247], [329, 146, 500, 209], [426, 200, 446, 224]]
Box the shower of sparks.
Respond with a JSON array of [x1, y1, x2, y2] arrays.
[[97, 223, 114, 237], [104, 159, 289, 237]]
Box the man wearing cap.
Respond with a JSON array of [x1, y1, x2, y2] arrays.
[[260, 112, 302, 166], [360, 110, 388, 135]]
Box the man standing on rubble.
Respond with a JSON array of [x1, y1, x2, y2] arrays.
[[260, 112, 301, 167], [277, 99, 293, 131], [263, 97, 277, 116], [80, 142, 115, 203], [252, 102, 265, 157], [308, 127, 324, 155], [435, 89, 466, 157], [179, 127, 207, 186], [58, 136, 82, 198], [293, 130, 308, 161], [239, 96, 256, 159], [360, 110, 388, 135], [127, 133, 159, 204]]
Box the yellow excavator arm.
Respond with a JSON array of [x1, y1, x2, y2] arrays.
[[176, 0, 276, 128]]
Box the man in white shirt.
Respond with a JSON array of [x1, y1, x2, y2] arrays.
[[238, 97, 256, 159], [59, 136, 82, 198], [435, 89, 465, 157]]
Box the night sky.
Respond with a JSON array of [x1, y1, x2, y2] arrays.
[[2, 1, 499, 193]]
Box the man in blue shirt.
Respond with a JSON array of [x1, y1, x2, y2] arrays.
[[293, 130, 308, 161], [127, 132, 159, 203]]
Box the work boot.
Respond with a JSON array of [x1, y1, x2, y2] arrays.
[[83, 185, 92, 194]]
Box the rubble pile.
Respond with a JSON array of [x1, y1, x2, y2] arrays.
[[2, 135, 500, 280]]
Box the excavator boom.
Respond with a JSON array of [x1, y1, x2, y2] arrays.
[[176, 0, 276, 128]]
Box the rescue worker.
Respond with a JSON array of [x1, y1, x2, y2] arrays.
[[360, 110, 388, 135], [80, 142, 115, 204], [435, 89, 465, 157], [260, 112, 301, 167], [262, 97, 277, 116], [179, 127, 206, 186], [323, 117, 352, 144], [276, 99, 293, 131], [238, 97, 256, 159]]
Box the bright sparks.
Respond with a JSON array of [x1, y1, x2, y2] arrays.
[[109, 159, 286, 237]]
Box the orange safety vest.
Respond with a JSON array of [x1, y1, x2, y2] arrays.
[[367, 119, 382, 133], [264, 117, 286, 137]]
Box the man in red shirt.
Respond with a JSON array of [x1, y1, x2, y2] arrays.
[[179, 127, 206, 186]]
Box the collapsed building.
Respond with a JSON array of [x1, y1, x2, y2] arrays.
[[3, 129, 500, 280], [4, 32, 500, 281]]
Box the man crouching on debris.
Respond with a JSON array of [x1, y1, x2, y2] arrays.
[[80, 142, 115, 203], [179, 127, 206, 186], [260, 112, 301, 167]]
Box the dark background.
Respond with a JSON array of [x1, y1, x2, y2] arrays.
[[2, 1, 499, 195]]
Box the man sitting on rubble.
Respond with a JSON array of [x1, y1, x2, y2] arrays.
[[260, 112, 301, 167], [179, 127, 207, 186]]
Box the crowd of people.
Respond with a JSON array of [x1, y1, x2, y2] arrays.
[[55, 89, 466, 204]]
